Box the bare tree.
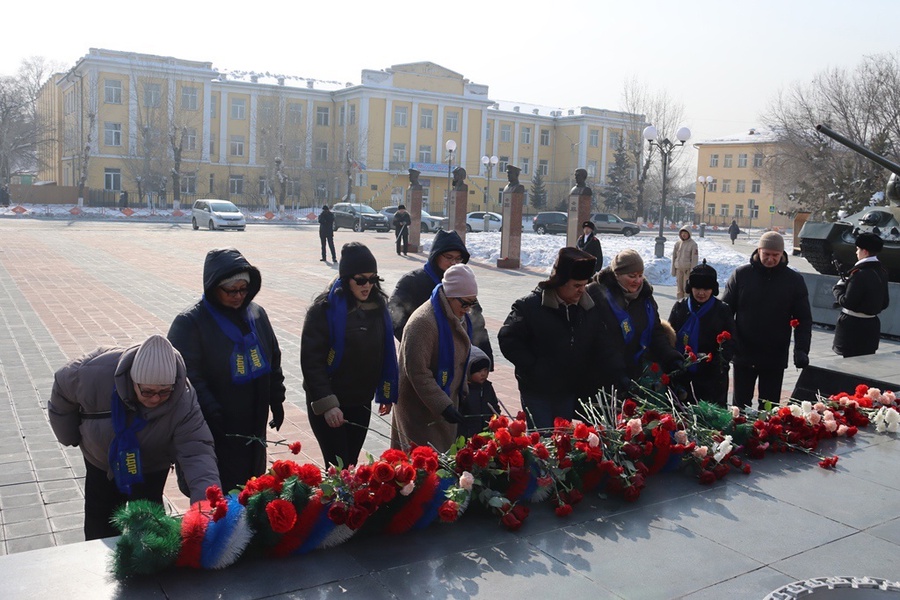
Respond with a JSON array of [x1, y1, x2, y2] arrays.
[[620, 78, 687, 221], [762, 53, 900, 219]]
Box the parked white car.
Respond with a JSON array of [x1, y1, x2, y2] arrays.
[[465, 211, 503, 232], [191, 199, 246, 231]]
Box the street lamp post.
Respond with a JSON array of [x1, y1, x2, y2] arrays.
[[481, 154, 498, 210], [697, 175, 712, 237], [643, 124, 691, 258], [445, 139, 457, 212]]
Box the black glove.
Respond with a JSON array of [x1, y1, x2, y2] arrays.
[[441, 404, 464, 424], [269, 403, 285, 431], [794, 351, 810, 369], [666, 358, 684, 373], [205, 408, 226, 439]]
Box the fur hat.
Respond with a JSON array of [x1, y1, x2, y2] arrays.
[[397, 204, 406, 210], [540, 247, 597, 289], [856, 232, 884, 254], [131, 335, 177, 385], [582, 220, 595, 231], [686, 259, 719, 296], [611, 249, 644, 274], [468, 346, 491, 375], [758, 231, 785, 253], [339, 242, 377, 280], [443, 264, 478, 298]]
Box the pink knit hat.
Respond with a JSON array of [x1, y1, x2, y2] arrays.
[[442, 264, 478, 298]]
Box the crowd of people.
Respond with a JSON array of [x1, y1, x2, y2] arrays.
[[48, 221, 891, 540]]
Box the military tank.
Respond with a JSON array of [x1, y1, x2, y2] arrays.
[[798, 124, 900, 282]]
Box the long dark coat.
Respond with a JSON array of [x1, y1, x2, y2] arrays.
[[168, 248, 286, 492], [833, 259, 890, 357]]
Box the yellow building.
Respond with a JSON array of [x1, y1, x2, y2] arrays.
[[38, 49, 643, 213], [694, 129, 792, 231]]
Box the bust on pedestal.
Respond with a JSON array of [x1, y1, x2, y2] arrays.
[[567, 168, 593, 247], [498, 165, 525, 269], [407, 168, 424, 253], [449, 166, 468, 241]]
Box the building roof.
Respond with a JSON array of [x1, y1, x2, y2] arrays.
[[695, 128, 781, 145]]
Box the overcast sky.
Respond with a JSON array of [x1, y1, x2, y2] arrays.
[[4, 0, 898, 146]]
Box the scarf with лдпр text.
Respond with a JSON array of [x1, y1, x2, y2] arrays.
[[202, 296, 272, 384], [430, 284, 472, 396], [108, 387, 146, 495], [676, 297, 716, 373], [325, 279, 399, 404], [600, 285, 656, 366]]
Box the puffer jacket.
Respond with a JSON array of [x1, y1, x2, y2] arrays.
[[388, 229, 493, 366], [671, 227, 698, 273], [721, 250, 812, 369], [587, 268, 683, 381], [391, 287, 470, 453], [168, 248, 285, 491], [48, 345, 219, 503]]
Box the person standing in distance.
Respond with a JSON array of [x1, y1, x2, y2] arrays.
[[832, 232, 890, 357], [393, 204, 411, 256], [722, 231, 812, 409], [671, 226, 698, 301], [576, 220, 603, 274], [318, 205, 337, 263]]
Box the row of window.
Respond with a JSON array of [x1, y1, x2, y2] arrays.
[[701, 178, 762, 194], [709, 153, 764, 168], [104, 168, 310, 197], [705, 203, 760, 218]]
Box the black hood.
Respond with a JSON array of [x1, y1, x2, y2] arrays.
[[202, 248, 262, 309], [428, 230, 470, 271]]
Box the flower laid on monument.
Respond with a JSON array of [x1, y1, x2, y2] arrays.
[[109, 384, 900, 580]]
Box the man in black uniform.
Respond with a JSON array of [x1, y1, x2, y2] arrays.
[[833, 232, 890, 357]]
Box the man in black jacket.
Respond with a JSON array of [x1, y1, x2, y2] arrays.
[[318, 205, 337, 262], [833, 232, 890, 357], [388, 229, 493, 367], [393, 204, 411, 256], [722, 232, 812, 409]]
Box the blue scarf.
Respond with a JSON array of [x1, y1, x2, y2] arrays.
[[601, 286, 656, 365], [424, 261, 441, 285], [430, 284, 472, 395], [325, 280, 399, 404], [202, 296, 272, 384], [108, 387, 147, 495], [676, 297, 716, 373]]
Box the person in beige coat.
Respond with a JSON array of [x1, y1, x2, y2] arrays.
[[391, 264, 477, 453], [671, 226, 699, 300], [48, 335, 219, 540]]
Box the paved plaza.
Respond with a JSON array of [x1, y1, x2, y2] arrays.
[[0, 218, 898, 598]]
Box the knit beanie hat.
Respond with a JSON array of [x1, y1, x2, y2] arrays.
[[856, 232, 884, 254], [218, 271, 250, 287], [339, 242, 378, 279], [612, 249, 645, 274], [442, 264, 478, 298], [131, 335, 177, 385], [686, 259, 719, 296], [540, 247, 596, 289], [468, 346, 491, 375], [758, 231, 784, 253]]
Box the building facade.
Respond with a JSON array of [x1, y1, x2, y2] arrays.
[[38, 49, 643, 213], [694, 129, 792, 231]]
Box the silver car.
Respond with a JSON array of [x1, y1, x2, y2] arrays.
[[191, 199, 246, 231]]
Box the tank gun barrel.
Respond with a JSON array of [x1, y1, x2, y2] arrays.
[[815, 124, 900, 176]]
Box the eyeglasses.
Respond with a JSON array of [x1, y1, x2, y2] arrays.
[[440, 253, 464, 264], [351, 275, 381, 286], [220, 286, 250, 298], [137, 385, 174, 399], [455, 298, 478, 309]]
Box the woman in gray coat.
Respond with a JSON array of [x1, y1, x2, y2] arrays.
[[48, 335, 219, 540]]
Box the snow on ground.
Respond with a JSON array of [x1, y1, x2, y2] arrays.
[[424, 231, 763, 289]]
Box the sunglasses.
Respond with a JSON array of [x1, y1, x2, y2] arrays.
[[137, 385, 175, 399], [351, 275, 381, 286], [220, 286, 250, 298], [455, 298, 478, 309]]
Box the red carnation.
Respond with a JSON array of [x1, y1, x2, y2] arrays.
[[288, 441, 302, 455], [495, 428, 513, 447], [206, 485, 224, 505], [501, 512, 523, 531], [212, 502, 228, 522], [650, 362, 660, 373], [271, 460, 297, 481], [327, 501, 348, 525], [380, 448, 409, 463], [297, 464, 323, 487], [508, 419, 527, 438], [373, 483, 397, 504], [355, 464, 373, 482], [506, 450, 525, 468], [265, 499, 297, 533], [511, 504, 530, 521], [394, 463, 417, 484], [489, 415, 509, 432], [533, 443, 550, 461], [473, 451, 490, 468], [622, 399, 638, 417], [573, 423, 590, 439], [716, 331, 732, 344], [790, 318, 800, 328], [660, 374, 671, 385], [455, 447, 475, 472], [554, 503, 573, 517], [698, 470, 716, 484], [622, 486, 642, 502], [372, 461, 395, 483], [438, 500, 460, 523]]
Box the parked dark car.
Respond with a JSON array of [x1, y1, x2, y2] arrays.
[[590, 213, 641, 236], [532, 211, 568, 235], [332, 202, 391, 232]]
